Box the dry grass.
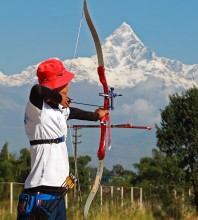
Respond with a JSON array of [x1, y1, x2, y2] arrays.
[[1, 200, 198, 220], [67, 202, 155, 220]]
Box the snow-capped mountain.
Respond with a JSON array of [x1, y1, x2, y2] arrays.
[[0, 22, 197, 170], [0, 22, 197, 89]]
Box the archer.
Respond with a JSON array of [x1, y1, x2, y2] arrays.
[[17, 58, 108, 220]]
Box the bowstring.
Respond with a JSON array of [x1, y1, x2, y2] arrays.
[[67, 5, 84, 202], [73, 11, 84, 59]]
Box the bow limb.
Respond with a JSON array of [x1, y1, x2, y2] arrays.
[[83, 0, 109, 159], [83, 0, 109, 219]]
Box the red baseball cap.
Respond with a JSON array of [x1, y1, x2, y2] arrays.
[[37, 58, 74, 89]]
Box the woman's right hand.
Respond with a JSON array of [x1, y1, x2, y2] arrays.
[[60, 94, 70, 108]]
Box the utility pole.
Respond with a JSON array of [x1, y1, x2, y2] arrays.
[[73, 127, 81, 199]]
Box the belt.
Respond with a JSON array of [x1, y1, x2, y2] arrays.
[[29, 136, 65, 145]]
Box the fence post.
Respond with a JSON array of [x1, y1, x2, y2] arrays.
[[140, 187, 142, 209], [111, 186, 114, 205], [65, 194, 68, 209], [121, 187, 123, 207], [131, 187, 134, 204], [100, 185, 103, 212], [10, 182, 13, 214]]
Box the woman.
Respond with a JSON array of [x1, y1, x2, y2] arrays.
[[17, 58, 108, 220]]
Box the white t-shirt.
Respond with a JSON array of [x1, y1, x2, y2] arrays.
[[24, 101, 70, 188]]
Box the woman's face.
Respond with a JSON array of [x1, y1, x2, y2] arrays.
[[55, 83, 69, 97]]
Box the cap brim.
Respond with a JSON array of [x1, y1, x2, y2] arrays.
[[54, 69, 74, 89], [41, 69, 74, 89]]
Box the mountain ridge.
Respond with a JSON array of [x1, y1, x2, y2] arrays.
[[0, 22, 197, 89]]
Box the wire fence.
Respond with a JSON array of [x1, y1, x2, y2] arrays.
[[0, 182, 143, 216]]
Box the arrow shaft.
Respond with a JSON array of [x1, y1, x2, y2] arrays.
[[71, 101, 102, 108]]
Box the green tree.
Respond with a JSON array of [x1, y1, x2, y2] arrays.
[[134, 149, 186, 219], [0, 142, 15, 181], [15, 148, 31, 182], [105, 164, 135, 186], [111, 164, 124, 177], [133, 149, 164, 187], [156, 87, 198, 213]]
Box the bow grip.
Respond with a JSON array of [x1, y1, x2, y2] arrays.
[[97, 118, 106, 159]]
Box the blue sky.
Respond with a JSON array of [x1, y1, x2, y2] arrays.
[[1, 0, 198, 75]]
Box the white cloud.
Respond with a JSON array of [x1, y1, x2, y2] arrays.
[[121, 98, 160, 124], [0, 98, 23, 111]]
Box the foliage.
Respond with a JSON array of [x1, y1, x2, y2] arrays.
[[156, 87, 198, 213], [109, 164, 136, 186], [134, 149, 187, 219], [0, 142, 16, 182], [69, 155, 91, 191], [15, 148, 31, 182]]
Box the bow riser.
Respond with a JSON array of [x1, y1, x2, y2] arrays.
[[98, 66, 109, 159]]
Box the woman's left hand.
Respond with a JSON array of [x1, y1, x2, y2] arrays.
[[95, 108, 109, 119]]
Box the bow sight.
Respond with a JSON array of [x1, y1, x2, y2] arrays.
[[99, 87, 122, 110]]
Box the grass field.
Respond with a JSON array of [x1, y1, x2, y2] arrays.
[[0, 200, 155, 220], [2, 200, 198, 220]]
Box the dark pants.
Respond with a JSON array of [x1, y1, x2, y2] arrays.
[[17, 198, 66, 220], [47, 198, 66, 220]]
